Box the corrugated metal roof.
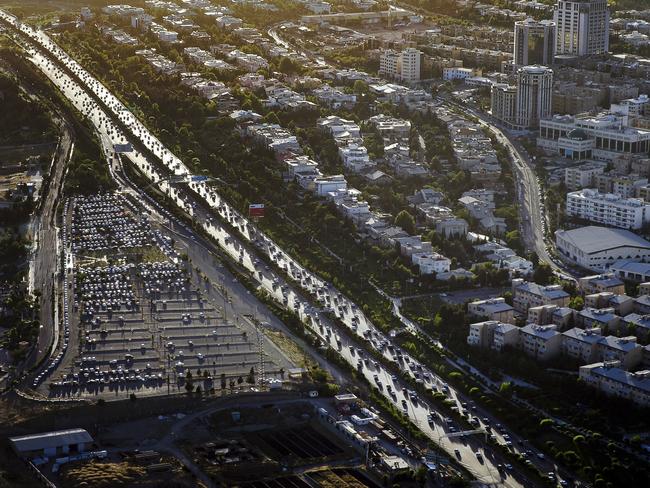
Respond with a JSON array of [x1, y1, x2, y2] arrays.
[[9, 428, 92, 452]]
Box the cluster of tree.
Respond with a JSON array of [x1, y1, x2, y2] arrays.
[[0, 72, 56, 145]]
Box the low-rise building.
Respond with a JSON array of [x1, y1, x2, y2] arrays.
[[597, 336, 643, 370], [412, 252, 451, 275], [527, 304, 559, 325], [467, 320, 518, 350], [579, 273, 626, 295], [519, 323, 563, 361], [467, 297, 515, 324], [577, 307, 621, 332], [610, 261, 650, 283], [9, 428, 93, 459], [579, 361, 650, 407], [565, 161, 607, 190], [512, 279, 570, 314], [621, 313, 650, 341], [562, 327, 603, 363]]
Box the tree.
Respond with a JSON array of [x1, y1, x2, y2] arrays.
[[569, 296, 584, 311], [533, 263, 554, 285], [394, 210, 416, 235], [246, 366, 256, 384]]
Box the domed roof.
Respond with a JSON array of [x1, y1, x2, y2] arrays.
[[567, 128, 590, 141]]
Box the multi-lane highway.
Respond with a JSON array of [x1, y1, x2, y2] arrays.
[[0, 11, 562, 486]]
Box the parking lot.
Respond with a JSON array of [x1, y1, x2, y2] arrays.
[[44, 193, 288, 399]]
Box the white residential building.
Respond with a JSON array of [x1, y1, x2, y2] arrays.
[[565, 161, 607, 190], [412, 252, 451, 275], [314, 175, 347, 196], [566, 188, 650, 230], [379, 48, 422, 83], [443, 67, 475, 81], [339, 143, 373, 172]]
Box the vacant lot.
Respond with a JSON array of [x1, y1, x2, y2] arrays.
[[255, 424, 343, 460]]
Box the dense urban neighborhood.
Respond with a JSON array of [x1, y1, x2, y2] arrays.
[[0, 0, 649, 487]]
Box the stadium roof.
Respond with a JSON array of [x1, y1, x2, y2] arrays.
[[557, 226, 650, 255]]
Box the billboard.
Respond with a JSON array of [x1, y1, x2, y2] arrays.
[[249, 204, 265, 218]]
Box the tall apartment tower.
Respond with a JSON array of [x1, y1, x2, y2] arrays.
[[493, 66, 554, 130], [554, 0, 609, 56], [516, 65, 553, 129], [514, 18, 556, 66], [379, 48, 421, 83], [400, 48, 422, 83]]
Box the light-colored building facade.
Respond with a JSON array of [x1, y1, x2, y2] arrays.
[[519, 323, 563, 360], [579, 361, 650, 407], [512, 279, 570, 313], [491, 65, 552, 130], [556, 226, 650, 271], [554, 0, 609, 56], [566, 189, 650, 230], [467, 297, 515, 324], [379, 48, 422, 83]]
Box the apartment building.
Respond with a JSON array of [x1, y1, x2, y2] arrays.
[[490, 65, 553, 130], [314, 175, 347, 196], [579, 361, 650, 407], [594, 173, 648, 198], [527, 304, 559, 325], [519, 324, 563, 361], [566, 189, 650, 230], [554, 0, 610, 56], [512, 279, 570, 313], [339, 144, 373, 172], [584, 292, 635, 316], [491, 323, 520, 351], [597, 336, 643, 370], [562, 327, 603, 363], [379, 48, 422, 83], [412, 253, 451, 275], [467, 321, 519, 350], [564, 161, 607, 190], [579, 273, 626, 294], [577, 307, 620, 331], [368, 115, 411, 142], [621, 313, 650, 342], [467, 298, 515, 324]]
